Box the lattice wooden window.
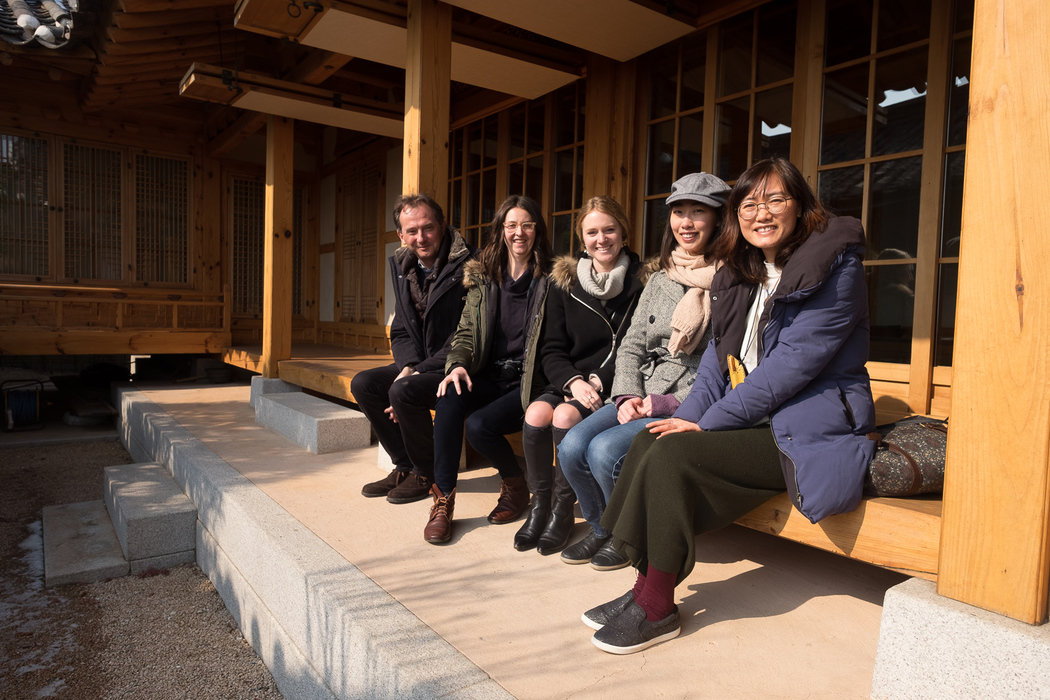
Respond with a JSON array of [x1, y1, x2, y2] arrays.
[[63, 143, 123, 281], [0, 133, 50, 277], [341, 157, 379, 323], [293, 185, 304, 316], [135, 154, 189, 284], [231, 176, 265, 316]]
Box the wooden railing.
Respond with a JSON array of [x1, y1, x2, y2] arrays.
[[0, 282, 232, 355]]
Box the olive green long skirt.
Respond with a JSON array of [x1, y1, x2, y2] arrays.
[[600, 426, 786, 585]]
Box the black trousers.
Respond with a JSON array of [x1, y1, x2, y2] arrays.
[[350, 363, 444, 480]]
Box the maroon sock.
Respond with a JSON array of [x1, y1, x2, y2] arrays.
[[631, 570, 646, 600], [634, 564, 676, 622]]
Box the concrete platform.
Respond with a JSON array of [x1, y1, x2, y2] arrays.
[[104, 462, 197, 573], [42, 500, 129, 587], [255, 391, 371, 454], [116, 383, 910, 700]]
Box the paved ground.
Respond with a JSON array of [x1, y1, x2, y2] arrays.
[[0, 432, 283, 700]]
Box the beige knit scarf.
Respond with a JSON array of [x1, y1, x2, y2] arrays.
[[663, 247, 718, 356]]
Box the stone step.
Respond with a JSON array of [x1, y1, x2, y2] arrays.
[[255, 391, 370, 454], [104, 462, 197, 574], [42, 500, 129, 587]]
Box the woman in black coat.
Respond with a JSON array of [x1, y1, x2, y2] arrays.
[[514, 196, 645, 554]]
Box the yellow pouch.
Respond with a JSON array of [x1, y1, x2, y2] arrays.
[[728, 354, 747, 389]]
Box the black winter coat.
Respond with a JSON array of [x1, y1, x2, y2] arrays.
[[388, 228, 478, 374], [540, 251, 646, 397]]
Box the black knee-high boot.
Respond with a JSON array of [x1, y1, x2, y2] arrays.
[[514, 422, 554, 551], [536, 425, 577, 555]]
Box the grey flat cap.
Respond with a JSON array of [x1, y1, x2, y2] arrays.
[[665, 172, 732, 208]]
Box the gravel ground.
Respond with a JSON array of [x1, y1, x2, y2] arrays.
[[0, 438, 284, 700]]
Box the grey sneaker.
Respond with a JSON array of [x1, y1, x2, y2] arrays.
[[590, 602, 680, 655], [386, 473, 432, 504], [582, 590, 634, 630]]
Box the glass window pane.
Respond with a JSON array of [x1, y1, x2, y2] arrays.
[[715, 96, 750, 181], [556, 86, 577, 148], [940, 151, 964, 257], [526, 156, 544, 204], [646, 120, 675, 195], [527, 98, 546, 154], [575, 146, 584, 209], [552, 213, 573, 257], [877, 0, 931, 52], [677, 113, 703, 181], [466, 172, 480, 227], [872, 48, 928, 156], [947, 36, 971, 147], [819, 165, 864, 220], [643, 198, 669, 259], [509, 104, 526, 160], [825, 0, 872, 67], [467, 122, 482, 172], [482, 169, 496, 225], [868, 156, 923, 258], [554, 149, 574, 211], [954, 0, 974, 33], [866, 263, 915, 363], [450, 178, 462, 229], [680, 35, 706, 112], [649, 42, 680, 120], [64, 144, 122, 281], [755, 86, 793, 163], [452, 128, 463, 178], [719, 12, 753, 97], [821, 64, 869, 164], [508, 162, 523, 199], [577, 82, 586, 144], [484, 116, 498, 168], [934, 262, 958, 366], [757, 0, 796, 86]]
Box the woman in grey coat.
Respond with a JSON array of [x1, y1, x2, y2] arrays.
[[557, 173, 730, 570]]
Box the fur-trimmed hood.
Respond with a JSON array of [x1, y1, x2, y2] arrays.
[[461, 258, 486, 288], [549, 250, 651, 292]]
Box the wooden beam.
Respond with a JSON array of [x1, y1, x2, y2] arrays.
[[0, 331, 230, 355], [938, 0, 1050, 624], [119, 0, 230, 12], [402, 0, 451, 202], [208, 111, 267, 158], [261, 114, 295, 378], [113, 7, 231, 29]]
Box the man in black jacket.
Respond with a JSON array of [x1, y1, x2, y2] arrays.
[[352, 193, 477, 503]]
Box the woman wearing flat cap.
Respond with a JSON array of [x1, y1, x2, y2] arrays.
[[557, 172, 731, 572]]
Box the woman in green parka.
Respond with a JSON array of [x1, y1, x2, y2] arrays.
[[424, 195, 552, 545]]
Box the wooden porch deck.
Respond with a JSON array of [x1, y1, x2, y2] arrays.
[[222, 343, 392, 403]]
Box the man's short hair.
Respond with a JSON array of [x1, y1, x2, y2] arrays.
[[393, 193, 446, 233]]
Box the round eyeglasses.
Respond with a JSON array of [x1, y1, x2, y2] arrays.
[[738, 197, 794, 220], [504, 222, 536, 233]]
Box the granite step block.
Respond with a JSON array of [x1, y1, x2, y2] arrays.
[[255, 392, 370, 454], [42, 500, 129, 587]]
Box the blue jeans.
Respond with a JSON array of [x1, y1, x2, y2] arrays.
[[557, 403, 660, 537]]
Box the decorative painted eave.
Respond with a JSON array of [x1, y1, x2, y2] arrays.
[[0, 0, 73, 48]]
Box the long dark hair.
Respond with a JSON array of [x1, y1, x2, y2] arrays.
[[658, 202, 726, 270], [481, 195, 552, 284], [712, 158, 830, 284]]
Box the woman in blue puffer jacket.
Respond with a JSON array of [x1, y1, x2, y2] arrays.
[[582, 157, 876, 656]]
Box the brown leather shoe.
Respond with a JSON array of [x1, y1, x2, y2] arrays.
[[487, 475, 530, 524], [361, 469, 408, 498], [424, 484, 456, 544]]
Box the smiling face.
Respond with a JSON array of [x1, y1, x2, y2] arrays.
[[580, 210, 624, 273], [669, 200, 718, 256], [738, 176, 799, 263], [502, 207, 536, 264], [397, 204, 443, 268]]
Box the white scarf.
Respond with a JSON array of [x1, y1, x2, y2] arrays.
[[577, 252, 629, 301]]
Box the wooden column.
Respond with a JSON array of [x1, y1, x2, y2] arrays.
[[938, 0, 1050, 624], [261, 115, 295, 379], [403, 0, 451, 203], [583, 56, 636, 209]]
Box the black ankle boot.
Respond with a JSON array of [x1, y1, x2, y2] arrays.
[[536, 495, 576, 555], [513, 493, 551, 551]]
